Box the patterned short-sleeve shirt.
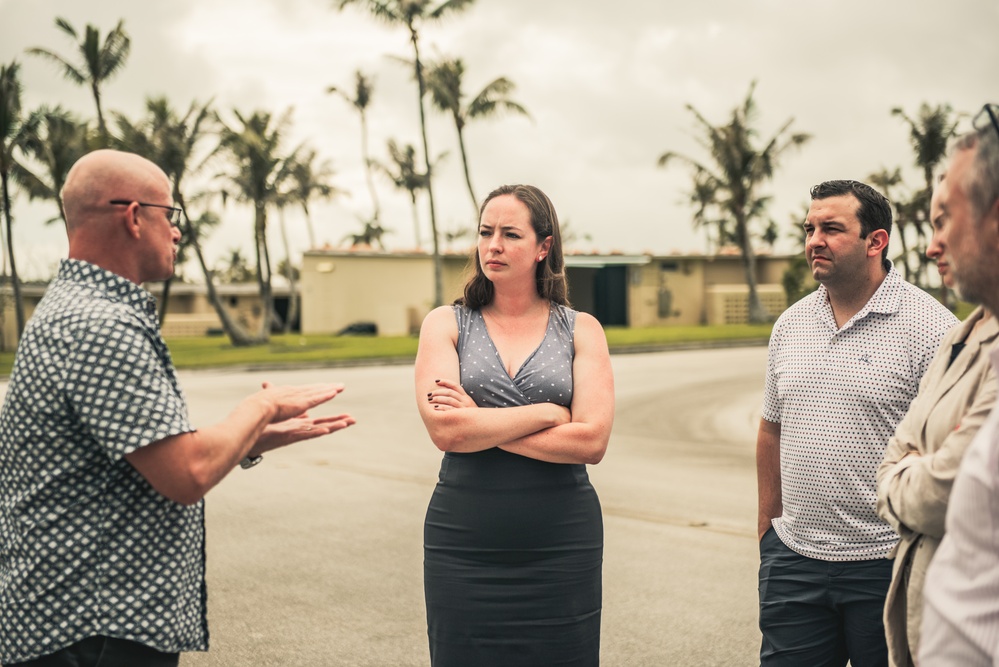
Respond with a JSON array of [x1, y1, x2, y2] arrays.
[[761, 266, 957, 561], [0, 259, 205, 663]]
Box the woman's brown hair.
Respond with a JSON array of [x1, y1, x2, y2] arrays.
[[456, 184, 569, 309]]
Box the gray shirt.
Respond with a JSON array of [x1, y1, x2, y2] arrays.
[[455, 303, 575, 409]]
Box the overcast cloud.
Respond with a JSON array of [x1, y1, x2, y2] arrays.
[[1, 0, 996, 279]]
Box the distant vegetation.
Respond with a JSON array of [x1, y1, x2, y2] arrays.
[[0, 8, 967, 350]]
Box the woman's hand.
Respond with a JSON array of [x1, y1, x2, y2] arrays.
[[428, 378, 477, 411]]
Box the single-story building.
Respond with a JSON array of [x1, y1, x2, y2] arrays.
[[0, 278, 293, 349], [0, 249, 802, 349], [299, 247, 802, 336]]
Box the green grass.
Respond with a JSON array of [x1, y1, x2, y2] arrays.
[[604, 323, 772, 347], [163, 333, 421, 369], [0, 325, 776, 377], [953, 300, 977, 320], [0, 300, 979, 376]]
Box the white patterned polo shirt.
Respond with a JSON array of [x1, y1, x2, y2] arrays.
[[0, 259, 204, 663], [761, 265, 957, 561]]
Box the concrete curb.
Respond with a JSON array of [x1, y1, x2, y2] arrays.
[[173, 338, 771, 375], [0, 338, 772, 381]]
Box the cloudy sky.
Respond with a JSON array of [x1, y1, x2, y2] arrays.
[[1, 0, 996, 279]]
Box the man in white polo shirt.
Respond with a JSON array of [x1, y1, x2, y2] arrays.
[[756, 179, 957, 667], [920, 104, 999, 667]]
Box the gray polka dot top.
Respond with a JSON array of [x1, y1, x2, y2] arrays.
[[454, 303, 576, 409]]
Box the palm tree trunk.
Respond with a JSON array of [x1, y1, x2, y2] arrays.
[[92, 82, 108, 146], [278, 208, 298, 334], [176, 198, 261, 346], [360, 112, 381, 224], [455, 119, 478, 221], [1, 171, 25, 337], [57, 194, 68, 231], [0, 216, 8, 351], [409, 24, 443, 308], [409, 191, 421, 249], [188, 235, 262, 347], [921, 170, 950, 307], [893, 218, 913, 282], [736, 217, 768, 324], [158, 276, 173, 324], [252, 205, 274, 340], [302, 208, 317, 249]]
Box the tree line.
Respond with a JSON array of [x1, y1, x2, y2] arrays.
[[0, 1, 530, 348], [657, 82, 963, 322], [0, 1, 967, 346]]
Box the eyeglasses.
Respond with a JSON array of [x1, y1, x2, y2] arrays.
[[973, 103, 999, 141], [108, 199, 182, 226]]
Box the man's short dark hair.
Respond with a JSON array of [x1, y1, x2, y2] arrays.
[[810, 179, 892, 266]]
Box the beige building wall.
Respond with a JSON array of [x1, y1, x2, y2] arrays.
[[1, 252, 803, 350], [627, 258, 707, 327], [300, 250, 801, 334], [144, 283, 280, 338], [302, 250, 470, 336], [705, 284, 787, 325], [624, 255, 795, 327]]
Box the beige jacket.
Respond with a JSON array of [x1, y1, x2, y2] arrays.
[[876, 307, 999, 667]]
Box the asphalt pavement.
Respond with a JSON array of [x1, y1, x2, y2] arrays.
[[170, 346, 767, 666], [0, 346, 769, 666]]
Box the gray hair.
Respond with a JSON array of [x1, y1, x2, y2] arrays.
[[953, 125, 999, 223]]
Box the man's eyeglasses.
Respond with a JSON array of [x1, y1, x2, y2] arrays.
[[973, 103, 999, 141], [109, 200, 183, 226]]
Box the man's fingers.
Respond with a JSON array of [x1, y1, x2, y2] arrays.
[[313, 414, 355, 426]]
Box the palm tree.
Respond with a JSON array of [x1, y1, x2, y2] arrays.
[[891, 103, 960, 288], [344, 218, 389, 249], [215, 247, 255, 283], [0, 61, 36, 339], [274, 196, 297, 333], [892, 103, 960, 202], [685, 170, 732, 253], [216, 108, 296, 341], [113, 97, 263, 344], [867, 166, 916, 281], [110, 98, 234, 336], [658, 81, 810, 323], [14, 105, 88, 229], [426, 57, 529, 218], [327, 71, 381, 228], [287, 148, 338, 248], [27, 17, 131, 146], [374, 139, 429, 249], [337, 0, 477, 307]]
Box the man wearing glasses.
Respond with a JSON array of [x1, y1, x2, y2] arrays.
[[919, 104, 999, 667], [0, 149, 356, 667]]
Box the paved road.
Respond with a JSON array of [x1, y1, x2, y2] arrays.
[[168, 346, 767, 666], [0, 345, 766, 665]]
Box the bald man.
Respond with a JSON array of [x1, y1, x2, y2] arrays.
[[0, 150, 356, 666]]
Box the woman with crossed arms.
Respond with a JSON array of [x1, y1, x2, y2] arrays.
[[414, 184, 614, 666]]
